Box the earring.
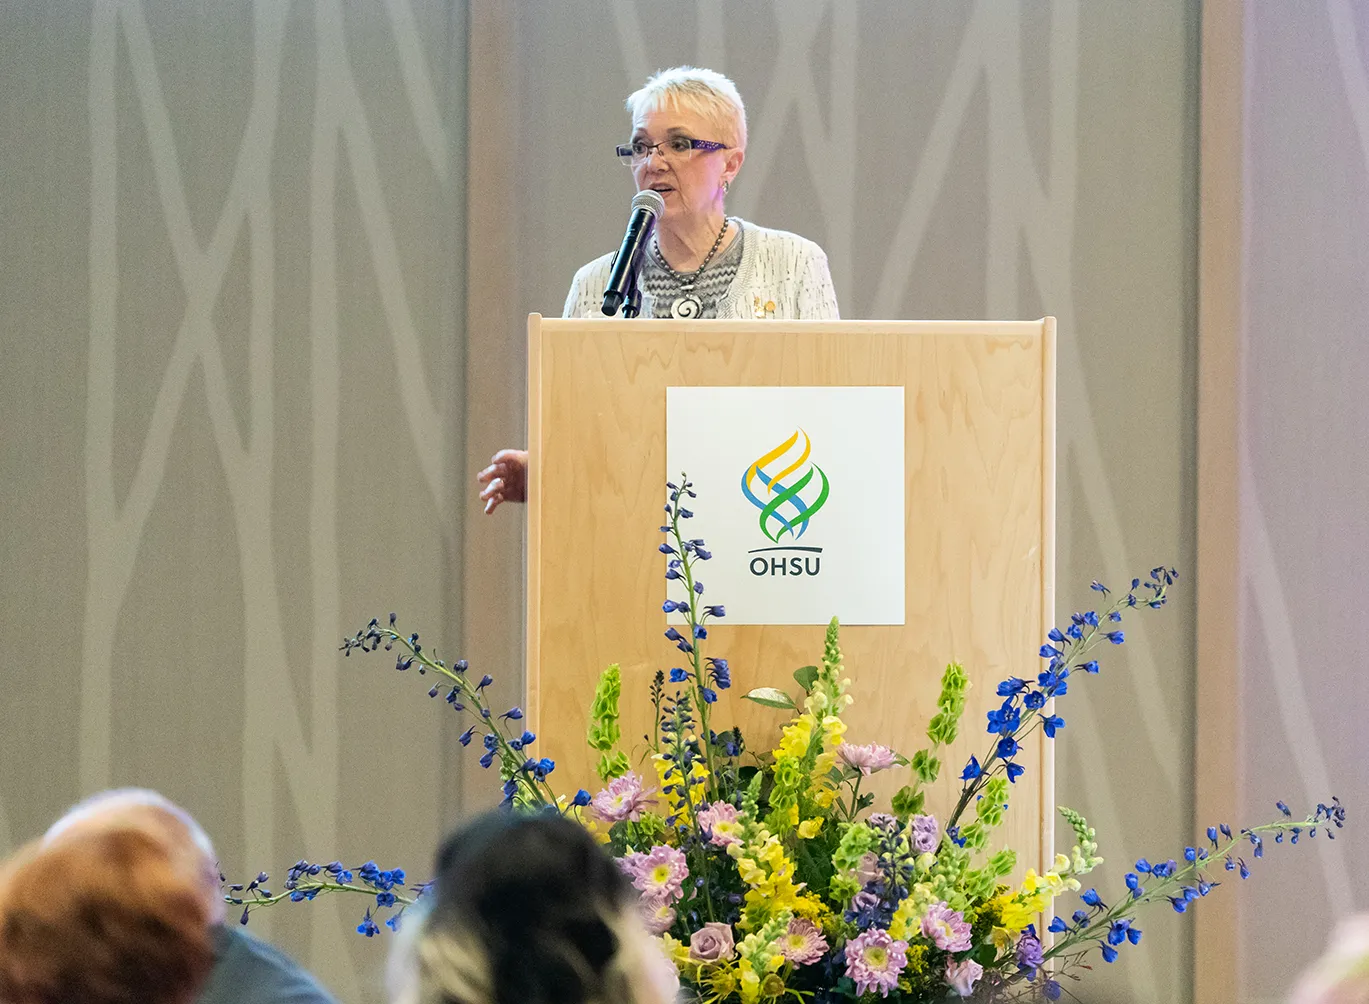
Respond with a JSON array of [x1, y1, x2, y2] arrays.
[[722, 179, 730, 194]]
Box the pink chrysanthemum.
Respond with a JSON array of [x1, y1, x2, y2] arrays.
[[838, 742, 899, 775], [921, 901, 973, 952], [843, 928, 908, 997], [945, 957, 984, 998], [779, 918, 829, 966], [639, 895, 677, 936], [695, 802, 745, 848], [620, 844, 688, 903], [590, 772, 654, 823]]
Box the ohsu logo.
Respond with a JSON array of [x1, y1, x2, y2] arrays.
[[740, 430, 828, 577]]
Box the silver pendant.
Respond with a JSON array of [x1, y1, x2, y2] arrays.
[[670, 294, 703, 318]]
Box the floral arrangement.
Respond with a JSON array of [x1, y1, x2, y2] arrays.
[[229, 478, 1346, 1002]]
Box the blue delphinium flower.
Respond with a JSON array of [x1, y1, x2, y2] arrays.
[[987, 699, 1021, 735], [669, 667, 689, 682], [707, 657, 731, 690], [1041, 714, 1065, 738], [572, 789, 591, 807], [1005, 762, 1025, 783], [357, 909, 380, 937]]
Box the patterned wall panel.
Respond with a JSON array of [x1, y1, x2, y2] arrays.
[[1, 2, 467, 1002], [1237, 1, 1369, 1000]]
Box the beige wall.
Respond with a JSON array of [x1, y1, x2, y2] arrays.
[[1, 3, 468, 1002], [1194, 1, 1369, 1002], [2, 4, 1199, 1004]]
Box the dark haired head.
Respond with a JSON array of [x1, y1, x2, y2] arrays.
[[388, 812, 676, 1004]]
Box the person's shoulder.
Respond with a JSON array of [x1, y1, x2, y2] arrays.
[[564, 251, 617, 318], [195, 925, 338, 1004], [571, 251, 617, 287], [738, 221, 828, 262]]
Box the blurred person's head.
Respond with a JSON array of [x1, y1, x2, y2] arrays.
[[387, 812, 677, 1004], [0, 823, 216, 1004], [43, 787, 224, 925]]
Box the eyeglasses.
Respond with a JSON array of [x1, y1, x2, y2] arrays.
[[615, 136, 730, 166]]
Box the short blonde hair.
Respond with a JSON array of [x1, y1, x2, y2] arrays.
[[626, 66, 747, 151]]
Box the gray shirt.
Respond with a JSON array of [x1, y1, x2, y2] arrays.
[[196, 925, 338, 1004]]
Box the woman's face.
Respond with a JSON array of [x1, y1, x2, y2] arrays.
[[630, 103, 742, 226]]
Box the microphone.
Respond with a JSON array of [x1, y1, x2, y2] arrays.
[[602, 189, 665, 316]]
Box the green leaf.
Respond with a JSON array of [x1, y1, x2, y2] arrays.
[[890, 784, 925, 820], [970, 943, 998, 967], [910, 750, 940, 784], [792, 665, 820, 692], [743, 687, 797, 710]]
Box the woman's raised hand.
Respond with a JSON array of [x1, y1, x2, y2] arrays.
[[476, 449, 528, 514]]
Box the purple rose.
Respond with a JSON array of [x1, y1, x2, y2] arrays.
[[689, 921, 736, 963]]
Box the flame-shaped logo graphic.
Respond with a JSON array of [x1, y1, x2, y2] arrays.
[[740, 430, 831, 542]]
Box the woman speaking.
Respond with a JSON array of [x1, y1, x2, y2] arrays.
[[478, 65, 839, 514]]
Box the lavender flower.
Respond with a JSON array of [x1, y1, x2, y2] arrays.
[[844, 928, 909, 997], [1016, 931, 1044, 977], [910, 813, 940, 854]]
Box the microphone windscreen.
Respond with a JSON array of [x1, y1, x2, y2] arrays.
[[631, 189, 665, 219]]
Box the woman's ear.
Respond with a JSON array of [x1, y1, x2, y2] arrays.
[[723, 147, 745, 186]]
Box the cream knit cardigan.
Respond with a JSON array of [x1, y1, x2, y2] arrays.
[[561, 219, 840, 320]]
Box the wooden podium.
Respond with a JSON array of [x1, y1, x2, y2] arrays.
[[526, 316, 1055, 872]]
